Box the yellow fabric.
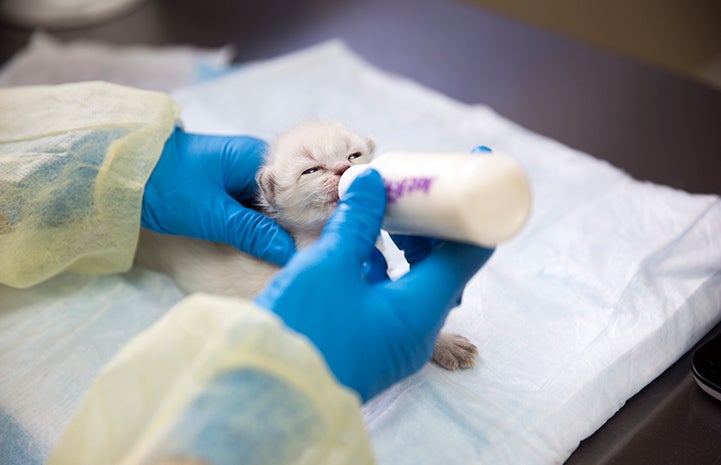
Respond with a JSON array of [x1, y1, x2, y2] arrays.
[[46, 293, 374, 465], [0, 82, 179, 288]]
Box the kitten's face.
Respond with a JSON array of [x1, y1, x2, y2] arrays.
[[258, 121, 375, 233]]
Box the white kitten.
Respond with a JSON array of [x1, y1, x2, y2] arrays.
[[256, 120, 375, 248], [135, 121, 477, 370]]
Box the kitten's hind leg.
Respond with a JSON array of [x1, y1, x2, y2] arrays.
[[432, 332, 478, 370]]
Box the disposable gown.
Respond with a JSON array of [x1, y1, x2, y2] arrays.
[[0, 82, 373, 465]]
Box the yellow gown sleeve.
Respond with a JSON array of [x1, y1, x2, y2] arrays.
[[46, 294, 374, 465], [0, 81, 179, 288]]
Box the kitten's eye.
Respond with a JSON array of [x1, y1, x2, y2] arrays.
[[348, 152, 362, 161], [302, 166, 321, 175]]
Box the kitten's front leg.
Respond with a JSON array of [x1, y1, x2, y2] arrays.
[[431, 332, 478, 370]]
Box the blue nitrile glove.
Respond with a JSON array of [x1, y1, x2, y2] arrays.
[[254, 169, 494, 401], [142, 127, 296, 266]]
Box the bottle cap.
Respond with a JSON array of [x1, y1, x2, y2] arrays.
[[338, 164, 372, 198]]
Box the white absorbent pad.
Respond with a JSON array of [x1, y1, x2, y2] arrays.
[[171, 43, 721, 464], [0, 32, 234, 92], [1, 41, 720, 465]]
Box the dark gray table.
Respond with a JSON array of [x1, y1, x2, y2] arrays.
[[2, 0, 720, 463]]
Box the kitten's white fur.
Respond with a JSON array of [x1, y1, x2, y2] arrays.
[[135, 121, 477, 370]]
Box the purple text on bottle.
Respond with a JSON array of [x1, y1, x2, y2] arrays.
[[385, 176, 437, 203]]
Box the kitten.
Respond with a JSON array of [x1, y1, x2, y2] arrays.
[[135, 121, 477, 370]]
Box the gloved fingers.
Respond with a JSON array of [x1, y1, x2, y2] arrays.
[[220, 136, 269, 201], [389, 235, 442, 264], [362, 247, 390, 284], [179, 130, 269, 201], [320, 168, 387, 263], [217, 197, 296, 266], [382, 242, 494, 331]]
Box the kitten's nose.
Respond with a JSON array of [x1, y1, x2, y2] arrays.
[[333, 163, 351, 176]]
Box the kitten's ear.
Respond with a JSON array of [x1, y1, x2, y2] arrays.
[[366, 137, 376, 154], [257, 168, 277, 203]]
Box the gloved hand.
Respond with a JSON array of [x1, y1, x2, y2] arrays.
[[142, 127, 296, 266], [254, 168, 494, 401]]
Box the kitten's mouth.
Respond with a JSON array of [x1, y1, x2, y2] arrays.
[[324, 195, 340, 206], [310, 194, 339, 210], [322, 184, 341, 205]]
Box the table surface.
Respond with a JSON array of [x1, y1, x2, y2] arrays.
[[2, 0, 720, 463]]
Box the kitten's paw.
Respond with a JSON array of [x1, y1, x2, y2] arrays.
[[432, 332, 478, 371]]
